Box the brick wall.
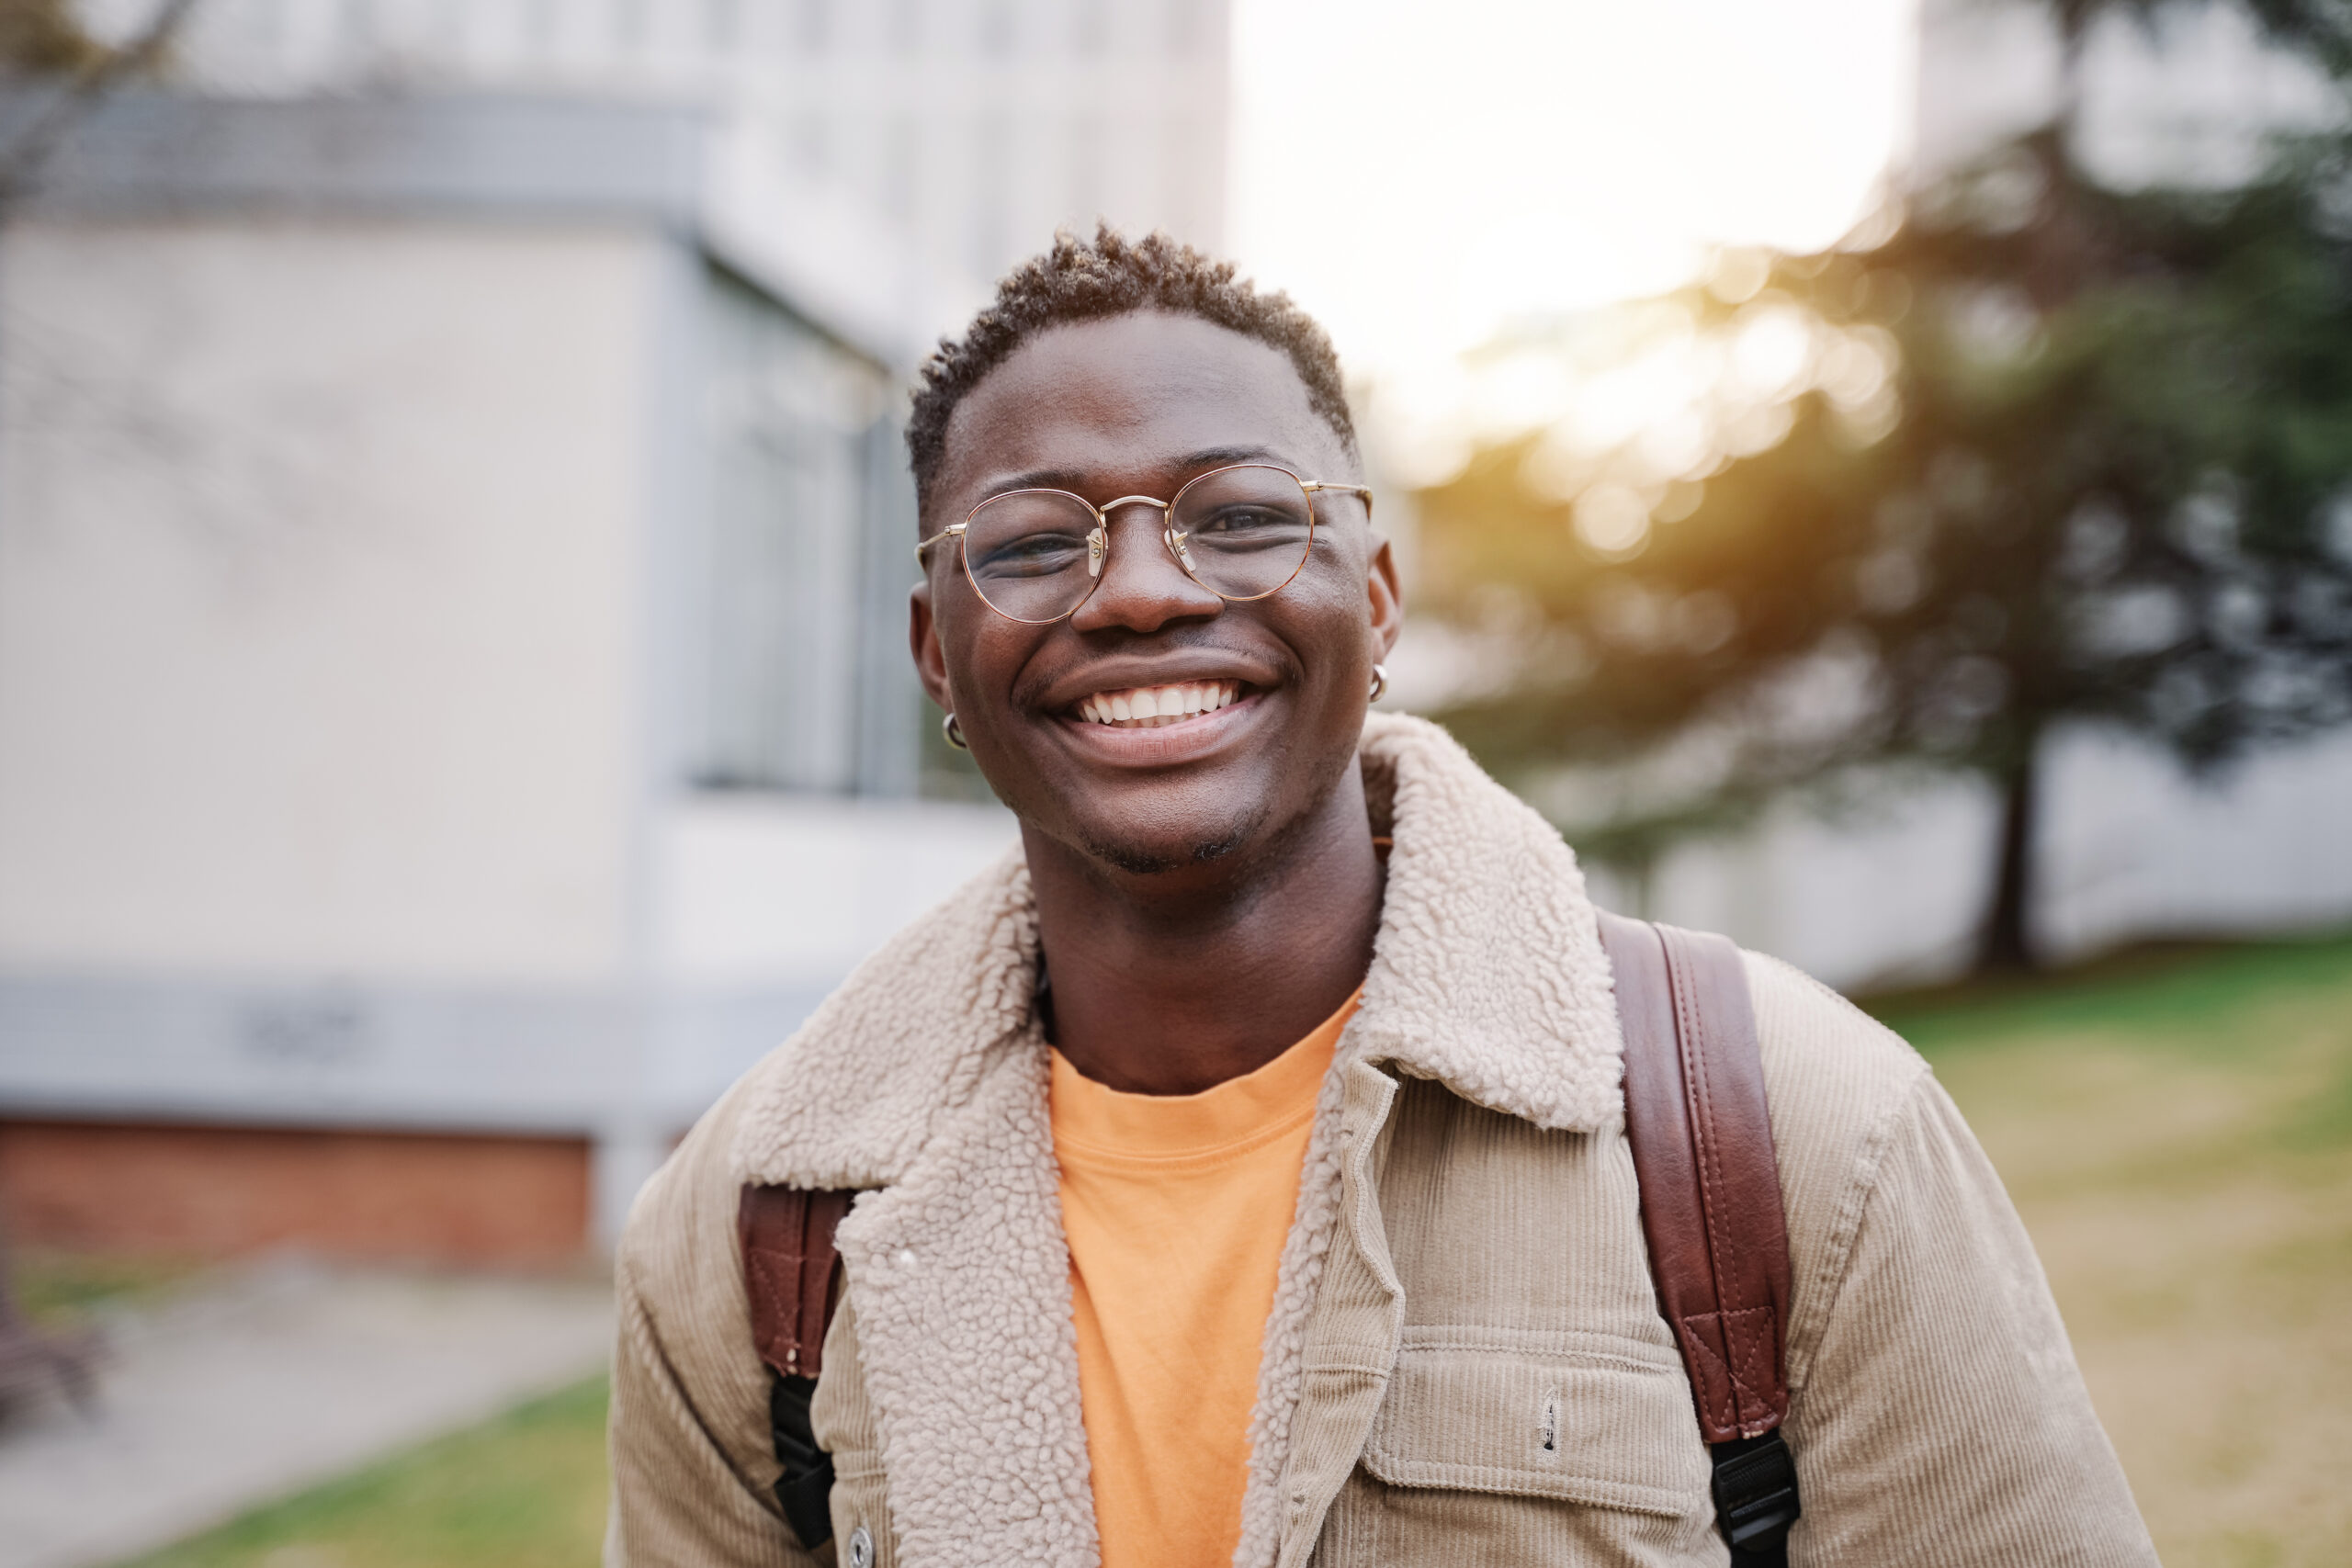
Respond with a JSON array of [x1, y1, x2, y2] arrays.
[[0, 1120, 594, 1266]]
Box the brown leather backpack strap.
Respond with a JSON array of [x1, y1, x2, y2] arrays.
[[1598, 910, 1801, 1562], [738, 1184, 854, 1377], [739, 1183, 856, 1550]]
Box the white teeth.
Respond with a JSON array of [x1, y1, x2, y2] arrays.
[[1076, 680, 1242, 728]]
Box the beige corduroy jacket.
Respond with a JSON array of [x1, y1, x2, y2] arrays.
[[606, 714, 2157, 1568]]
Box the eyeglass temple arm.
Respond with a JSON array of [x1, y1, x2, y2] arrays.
[[1302, 480, 1376, 520], [912, 522, 967, 564]]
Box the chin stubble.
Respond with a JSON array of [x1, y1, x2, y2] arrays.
[[1079, 801, 1267, 877]]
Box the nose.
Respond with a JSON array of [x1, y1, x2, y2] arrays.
[[1068, 502, 1223, 636]]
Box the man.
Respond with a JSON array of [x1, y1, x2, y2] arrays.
[[606, 229, 2156, 1568]]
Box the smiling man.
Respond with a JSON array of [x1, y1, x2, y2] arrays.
[[605, 231, 2155, 1568]]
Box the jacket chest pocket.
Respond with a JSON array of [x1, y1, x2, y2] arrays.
[[1324, 1326, 1721, 1565]]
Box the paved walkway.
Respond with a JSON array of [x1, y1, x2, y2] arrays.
[[0, 1260, 614, 1568]]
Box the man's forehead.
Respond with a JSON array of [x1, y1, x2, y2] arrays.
[[935, 312, 1337, 498]]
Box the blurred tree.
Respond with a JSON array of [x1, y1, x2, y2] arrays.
[[0, 0, 200, 208], [2048, 0, 2352, 75], [1419, 125, 2352, 970], [0, 0, 108, 77]]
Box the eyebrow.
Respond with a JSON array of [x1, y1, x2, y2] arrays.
[[983, 445, 1298, 497]]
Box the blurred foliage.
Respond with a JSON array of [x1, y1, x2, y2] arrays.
[[118, 1374, 610, 1568], [1419, 119, 2352, 965], [0, 0, 107, 76], [2050, 0, 2352, 66]]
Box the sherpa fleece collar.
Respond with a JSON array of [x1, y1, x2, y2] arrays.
[[727, 712, 1623, 1568], [731, 711, 1622, 1189]]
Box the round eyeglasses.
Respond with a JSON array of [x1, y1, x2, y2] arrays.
[[914, 463, 1374, 625]]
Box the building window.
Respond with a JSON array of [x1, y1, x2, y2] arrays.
[[978, 0, 1015, 58], [706, 0, 743, 51], [694, 272, 897, 795], [1067, 114, 1105, 227], [884, 116, 919, 221], [612, 0, 650, 51], [790, 112, 828, 177], [888, 0, 922, 54], [968, 113, 1011, 278], [795, 0, 831, 53], [1073, 0, 1109, 56], [1162, 113, 1208, 241], [1164, 0, 1207, 56]]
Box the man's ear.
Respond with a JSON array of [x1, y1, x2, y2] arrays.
[[909, 579, 954, 713], [1367, 536, 1405, 660]]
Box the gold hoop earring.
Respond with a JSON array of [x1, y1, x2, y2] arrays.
[[1369, 663, 1389, 704], [943, 712, 969, 750]]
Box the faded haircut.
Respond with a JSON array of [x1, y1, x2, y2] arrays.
[[904, 224, 1357, 515]]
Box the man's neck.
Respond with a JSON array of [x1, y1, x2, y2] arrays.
[[1025, 760, 1385, 1097]]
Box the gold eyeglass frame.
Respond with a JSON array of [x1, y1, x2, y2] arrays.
[[913, 462, 1374, 626]]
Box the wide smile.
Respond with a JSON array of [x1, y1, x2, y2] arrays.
[[1073, 679, 1244, 728], [1050, 675, 1270, 763]]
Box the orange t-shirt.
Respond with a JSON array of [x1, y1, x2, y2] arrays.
[[1048, 991, 1359, 1568]]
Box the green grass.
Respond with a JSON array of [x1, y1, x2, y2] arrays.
[[15, 1251, 205, 1326], [1866, 927, 2352, 1057], [1871, 931, 2352, 1568], [107, 930, 2352, 1568], [114, 1377, 610, 1568]]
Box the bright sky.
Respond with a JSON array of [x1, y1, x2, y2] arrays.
[[1228, 0, 1920, 385]]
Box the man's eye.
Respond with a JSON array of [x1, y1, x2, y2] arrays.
[[977, 533, 1087, 575], [1191, 506, 1294, 535]]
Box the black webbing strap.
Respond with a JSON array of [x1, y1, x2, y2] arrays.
[[767, 1372, 835, 1548]]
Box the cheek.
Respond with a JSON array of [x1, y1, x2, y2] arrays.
[[1283, 576, 1375, 680], [940, 612, 1047, 721]]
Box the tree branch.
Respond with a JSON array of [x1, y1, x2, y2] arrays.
[[0, 0, 205, 210]]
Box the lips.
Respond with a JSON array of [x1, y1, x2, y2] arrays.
[[1074, 680, 1243, 728]]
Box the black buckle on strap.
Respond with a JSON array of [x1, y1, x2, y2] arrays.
[[1712, 1430, 1801, 1562]]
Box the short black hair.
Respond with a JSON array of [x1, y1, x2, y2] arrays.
[[904, 225, 1357, 515]]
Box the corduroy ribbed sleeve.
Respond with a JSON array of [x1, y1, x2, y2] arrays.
[[1784, 1070, 2158, 1567], [605, 1099, 817, 1568]]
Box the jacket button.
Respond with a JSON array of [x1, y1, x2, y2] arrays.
[[846, 1524, 874, 1568]]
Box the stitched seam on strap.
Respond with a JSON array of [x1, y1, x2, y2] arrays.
[[1665, 933, 1744, 1432], [746, 1247, 799, 1368]]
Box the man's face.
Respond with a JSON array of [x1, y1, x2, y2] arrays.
[[910, 310, 1401, 876]]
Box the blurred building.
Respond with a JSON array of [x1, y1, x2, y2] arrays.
[[81, 0, 1230, 283], [0, 1, 1230, 1264], [1917, 0, 2338, 186]]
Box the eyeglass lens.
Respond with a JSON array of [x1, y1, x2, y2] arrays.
[[959, 464, 1317, 623]]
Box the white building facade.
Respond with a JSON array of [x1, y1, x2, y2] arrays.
[[0, 89, 1028, 1255], [82, 0, 1231, 288], [1, 0, 1231, 1259]]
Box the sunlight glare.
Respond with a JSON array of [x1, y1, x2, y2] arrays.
[[1229, 0, 1919, 383]]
